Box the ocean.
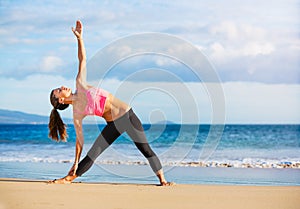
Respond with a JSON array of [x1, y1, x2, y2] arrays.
[[0, 124, 299, 185]]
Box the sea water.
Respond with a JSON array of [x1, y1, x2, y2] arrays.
[[0, 124, 299, 185]]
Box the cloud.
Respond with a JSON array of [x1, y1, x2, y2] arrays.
[[209, 41, 275, 63], [208, 21, 276, 60], [210, 21, 268, 42], [210, 21, 239, 41], [107, 45, 133, 59], [155, 56, 178, 67], [40, 56, 64, 73], [203, 20, 299, 83], [0, 0, 299, 84], [242, 42, 275, 57]]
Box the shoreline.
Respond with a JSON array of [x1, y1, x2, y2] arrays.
[[1, 162, 300, 186], [1, 178, 300, 209]]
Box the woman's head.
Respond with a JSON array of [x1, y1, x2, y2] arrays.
[[48, 86, 71, 142], [50, 86, 72, 110]]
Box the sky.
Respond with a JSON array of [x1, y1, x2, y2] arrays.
[[0, 0, 299, 124]]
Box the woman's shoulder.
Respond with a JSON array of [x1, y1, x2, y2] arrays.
[[76, 82, 90, 92]]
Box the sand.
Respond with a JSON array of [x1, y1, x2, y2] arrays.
[[0, 178, 299, 209]]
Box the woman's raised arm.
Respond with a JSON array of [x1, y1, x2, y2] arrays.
[[72, 20, 87, 85]]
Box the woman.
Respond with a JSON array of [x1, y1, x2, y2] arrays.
[[48, 20, 172, 186]]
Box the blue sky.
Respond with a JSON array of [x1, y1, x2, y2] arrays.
[[0, 0, 299, 124]]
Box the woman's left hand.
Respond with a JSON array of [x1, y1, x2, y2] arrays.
[[68, 162, 78, 176], [72, 20, 83, 39]]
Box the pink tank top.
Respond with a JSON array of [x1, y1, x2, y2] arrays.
[[76, 87, 109, 117]]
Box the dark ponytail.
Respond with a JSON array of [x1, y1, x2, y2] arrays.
[[48, 90, 69, 142]]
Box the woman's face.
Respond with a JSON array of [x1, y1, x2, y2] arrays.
[[53, 86, 72, 103]]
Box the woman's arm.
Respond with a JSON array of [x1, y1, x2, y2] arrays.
[[72, 20, 87, 85], [68, 117, 84, 176]]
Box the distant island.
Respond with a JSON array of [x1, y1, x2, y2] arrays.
[[0, 109, 72, 124]]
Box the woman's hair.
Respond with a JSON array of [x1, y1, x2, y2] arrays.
[[48, 90, 69, 142]]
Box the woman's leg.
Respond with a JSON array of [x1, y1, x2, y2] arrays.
[[50, 123, 122, 184], [125, 110, 170, 185], [75, 122, 122, 176]]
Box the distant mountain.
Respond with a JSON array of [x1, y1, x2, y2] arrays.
[[0, 109, 72, 124], [0, 109, 175, 125]]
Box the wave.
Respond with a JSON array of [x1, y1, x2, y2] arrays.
[[167, 160, 300, 169], [1, 157, 299, 169]]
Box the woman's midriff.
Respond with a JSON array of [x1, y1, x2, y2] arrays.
[[102, 93, 131, 122]]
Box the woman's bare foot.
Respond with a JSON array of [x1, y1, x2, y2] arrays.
[[160, 181, 175, 186], [156, 169, 174, 186], [48, 175, 77, 184], [48, 178, 71, 184]]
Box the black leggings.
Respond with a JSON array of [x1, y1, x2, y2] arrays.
[[76, 109, 162, 176]]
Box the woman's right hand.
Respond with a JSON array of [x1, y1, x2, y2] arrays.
[[72, 20, 83, 39]]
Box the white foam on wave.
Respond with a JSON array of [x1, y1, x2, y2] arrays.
[[0, 156, 299, 169]]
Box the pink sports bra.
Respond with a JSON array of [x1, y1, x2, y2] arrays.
[[75, 87, 109, 117]]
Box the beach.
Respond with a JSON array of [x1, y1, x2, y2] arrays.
[[0, 178, 299, 209]]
